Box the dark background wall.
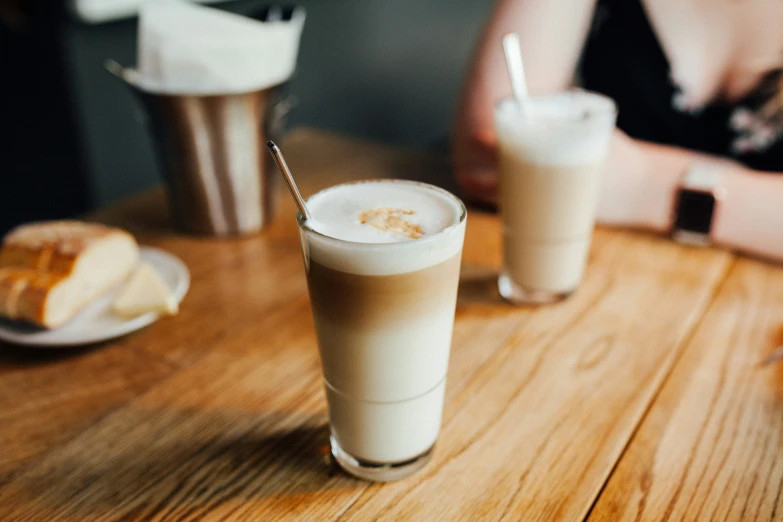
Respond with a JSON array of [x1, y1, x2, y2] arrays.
[[1, 0, 493, 232], [1, 3, 90, 234]]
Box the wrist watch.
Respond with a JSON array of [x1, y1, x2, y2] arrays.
[[671, 162, 725, 247]]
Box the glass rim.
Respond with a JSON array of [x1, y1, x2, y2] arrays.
[[494, 88, 618, 123], [296, 179, 468, 249]]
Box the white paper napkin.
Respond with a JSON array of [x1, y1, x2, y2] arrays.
[[136, 0, 305, 94]]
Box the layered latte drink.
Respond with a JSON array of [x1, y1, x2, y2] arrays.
[[298, 180, 467, 481], [494, 91, 617, 304]]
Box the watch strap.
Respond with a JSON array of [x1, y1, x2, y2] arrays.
[[681, 162, 724, 193]]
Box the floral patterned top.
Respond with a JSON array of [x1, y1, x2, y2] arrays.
[[724, 71, 783, 155], [580, 0, 783, 172]]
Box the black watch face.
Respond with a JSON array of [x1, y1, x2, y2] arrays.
[[674, 189, 716, 234]]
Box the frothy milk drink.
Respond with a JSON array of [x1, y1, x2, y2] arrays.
[[298, 180, 467, 481], [494, 91, 617, 304]]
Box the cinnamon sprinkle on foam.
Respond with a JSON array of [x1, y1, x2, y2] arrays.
[[358, 207, 424, 239]]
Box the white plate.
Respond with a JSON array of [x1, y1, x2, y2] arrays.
[[0, 247, 190, 347]]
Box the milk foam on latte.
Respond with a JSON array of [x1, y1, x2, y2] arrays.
[[306, 180, 460, 243], [303, 180, 464, 276], [494, 92, 615, 167]]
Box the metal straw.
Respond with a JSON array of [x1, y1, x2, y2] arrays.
[[266, 140, 312, 221]]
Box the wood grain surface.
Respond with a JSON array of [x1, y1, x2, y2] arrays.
[[0, 129, 779, 521], [588, 257, 783, 522]]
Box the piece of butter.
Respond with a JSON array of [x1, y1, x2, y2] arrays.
[[112, 262, 178, 318]]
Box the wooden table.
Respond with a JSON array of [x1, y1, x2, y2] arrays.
[[2, 129, 782, 521]]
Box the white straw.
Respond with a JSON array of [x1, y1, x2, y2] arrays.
[[502, 32, 529, 113]]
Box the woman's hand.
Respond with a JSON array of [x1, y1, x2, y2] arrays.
[[452, 0, 597, 207], [453, 133, 499, 207]]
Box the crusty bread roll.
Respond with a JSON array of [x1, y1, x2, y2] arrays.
[[0, 221, 139, 328]]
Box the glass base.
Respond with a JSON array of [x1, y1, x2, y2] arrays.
[[498, 273, 573, 305], [330, 436, 434, 482]]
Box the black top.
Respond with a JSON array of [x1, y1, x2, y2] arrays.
[[580, 0, 783, 172]]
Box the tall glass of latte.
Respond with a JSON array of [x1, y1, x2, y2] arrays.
[[494, 90, 617, 304], [297, 180, 467, 481]]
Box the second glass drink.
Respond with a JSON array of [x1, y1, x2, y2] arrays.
[[494, 90, 617, 304]]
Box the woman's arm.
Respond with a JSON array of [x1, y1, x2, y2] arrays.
[[709, 167, 783, 262], [603, 138, 783, 262], [455, 0, 783, 262]]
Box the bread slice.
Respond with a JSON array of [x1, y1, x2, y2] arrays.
[[0, 221, 139, 328]]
